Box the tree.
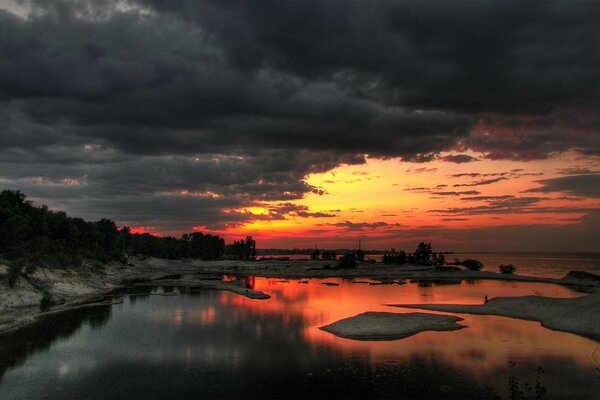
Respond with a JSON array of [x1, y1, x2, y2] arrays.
[[229, 236, 256, 260], [414, 242, 433, 265]]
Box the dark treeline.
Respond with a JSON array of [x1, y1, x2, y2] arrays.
[[0, 190, 255, 275], [382, 242, 446, 266], [258, 248, 384, 256]]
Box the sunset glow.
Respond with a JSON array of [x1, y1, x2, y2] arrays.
[[219, 152, 599, 250]]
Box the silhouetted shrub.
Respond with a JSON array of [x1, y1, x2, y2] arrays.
[[337, 253, 357, 268], [226, 236, 256, 261], [434, 253, 446, 266], [7, 263, 22, 287], [499, 264, 516, 274], [40, 289, 54, 310], [463, 259, 484, 271], [322, 250, 337, 260]]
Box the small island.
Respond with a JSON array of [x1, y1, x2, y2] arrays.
[[319, 311, 466, 340]]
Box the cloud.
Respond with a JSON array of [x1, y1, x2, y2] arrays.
[[430, 196, 545, 215], [324, 220, 403, 231], [440, 154, 479, 163], [1, 1, 600, 235], [430, 190, 481, 196], [526, 174, 600, 198], [266, 203, 337, 218], [453, 177, 508, 187]]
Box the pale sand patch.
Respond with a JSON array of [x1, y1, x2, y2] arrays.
[[389, 291, 600, 340], [319, 311, 466, 340]]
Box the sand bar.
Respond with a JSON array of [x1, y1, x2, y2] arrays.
[[319, 311, 466, 340]]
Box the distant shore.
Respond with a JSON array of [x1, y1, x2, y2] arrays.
[[1, 257, 599, 337]]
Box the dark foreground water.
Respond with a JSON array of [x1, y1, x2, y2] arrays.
[[1, 278, 599, 399]]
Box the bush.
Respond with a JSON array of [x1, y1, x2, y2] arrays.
[[337, 253, 357, 268], [463, 259, 484, 271], [435, 253, 446, 266], [499, 264, 516, 274], [7, 263, 22, 287], [40, 289, 54, 310]]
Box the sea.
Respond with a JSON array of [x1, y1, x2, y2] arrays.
[[263, 252, 600, 279]]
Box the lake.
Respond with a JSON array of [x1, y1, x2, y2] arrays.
[[1, 277, 599, 399]]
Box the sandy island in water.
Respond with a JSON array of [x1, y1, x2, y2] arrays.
[[1, 257, 599, 339], [319, 311, 466, 340], [389, 290, 600, 341]]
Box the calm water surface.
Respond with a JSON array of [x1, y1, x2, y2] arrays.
[[1, 278, 599, 399], [267, 252, 600, 278]]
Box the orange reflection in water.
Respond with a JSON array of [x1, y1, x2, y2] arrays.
[[220, 277, 598, 376]]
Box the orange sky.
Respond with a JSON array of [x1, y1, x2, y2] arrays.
[[198, 151, 600, 251]]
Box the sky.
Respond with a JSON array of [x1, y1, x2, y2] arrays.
[[1, 0, 599, 251]]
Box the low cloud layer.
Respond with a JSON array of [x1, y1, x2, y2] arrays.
[[526, 174, 600, 198]]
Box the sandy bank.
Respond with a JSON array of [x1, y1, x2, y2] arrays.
[[319, 311, 466, 340], [2, 257, 598, 336], [186, 259, 600, 289], [0, 257, 271, 334], [389, 291, 600, 341]]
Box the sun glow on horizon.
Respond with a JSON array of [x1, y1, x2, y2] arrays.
[[215, 152, 599, 250]]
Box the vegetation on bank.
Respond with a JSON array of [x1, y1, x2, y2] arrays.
[[1, 189, 487, 288], [0, 190, 254, 286]]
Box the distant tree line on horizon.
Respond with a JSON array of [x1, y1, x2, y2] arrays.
[[0, 190, 255, 286], [382, 242, 446, 266]]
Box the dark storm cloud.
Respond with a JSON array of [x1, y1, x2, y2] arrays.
[[1, 0, 600, 231], [324, 221, 403, 232], [430, 190, 480, 196], [430, 197, 600, 217], [440, 154, 479, 164], [453, 177, 508, 187], [526, 174, 600, 198], [266, 203, 337, 219]]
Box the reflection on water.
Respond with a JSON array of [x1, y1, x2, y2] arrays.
[[1, 278, 599, 399]]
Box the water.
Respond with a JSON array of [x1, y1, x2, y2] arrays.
[[1, 277, 599, 399], [263, 252, 600, 278], [449, 252, 600, 278]]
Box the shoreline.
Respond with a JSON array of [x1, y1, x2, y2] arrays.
[[1, 257, 599, 336]]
